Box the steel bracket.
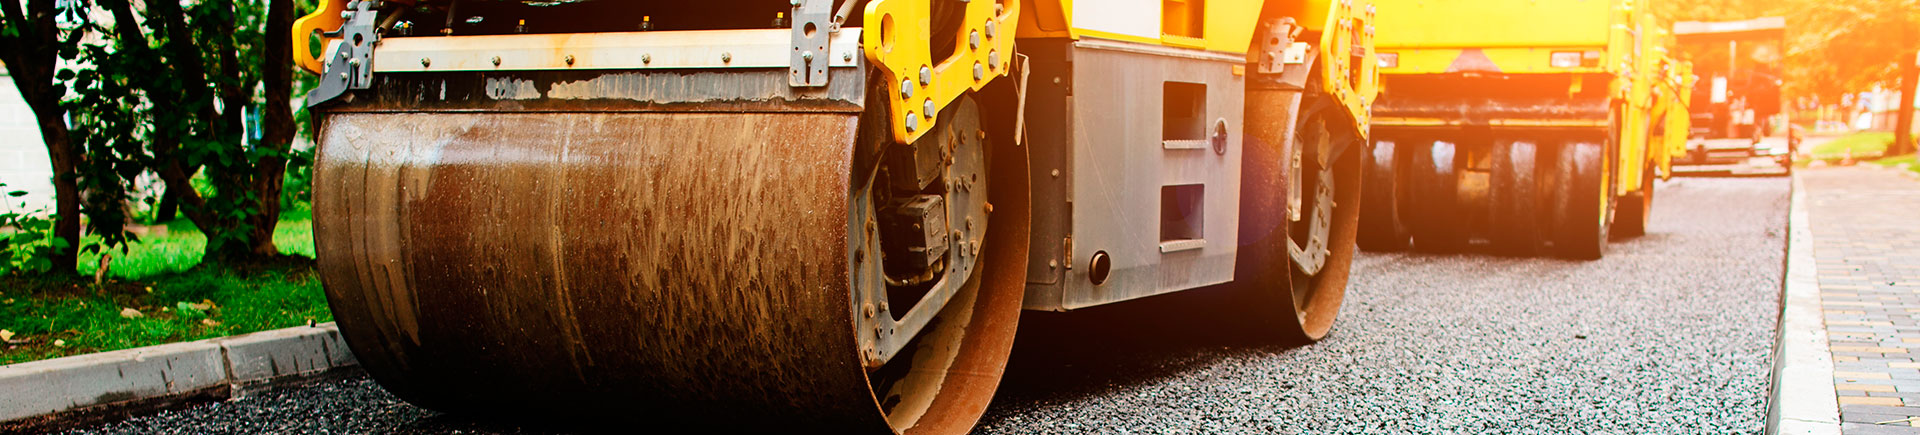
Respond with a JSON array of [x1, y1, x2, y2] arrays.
[[1258, 18, 1301, 75], [306, 0, 380, 107], [789, 0, 834, 87]]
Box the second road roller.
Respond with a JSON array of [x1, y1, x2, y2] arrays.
[[1358, 0, 1691, 259], [294, 0, 1378, 432]]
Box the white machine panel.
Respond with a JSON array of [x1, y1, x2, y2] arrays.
[[1072, 0, 1161, 40]]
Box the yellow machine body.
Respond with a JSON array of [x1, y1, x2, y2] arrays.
[[1356, 0, 1685, 258], [293, 0, 1378, 432]]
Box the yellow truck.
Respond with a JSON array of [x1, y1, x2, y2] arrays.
[[1357, 0, 1688, 259], [293, 0, 1376, 432]]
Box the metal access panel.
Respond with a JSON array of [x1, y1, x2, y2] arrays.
[[1022, 38, 1246, 311]]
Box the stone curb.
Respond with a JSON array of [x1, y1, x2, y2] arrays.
[[0, 322, 356, 431], [1767, 173, 1841, 435]]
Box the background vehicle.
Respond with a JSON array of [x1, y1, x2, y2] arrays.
[[294, 0, 1376, 432], [1357, 0, 1688, 259], [1673, 17, 1789, 170]]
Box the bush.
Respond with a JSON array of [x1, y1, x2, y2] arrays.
[[0, 183, 69, 276]]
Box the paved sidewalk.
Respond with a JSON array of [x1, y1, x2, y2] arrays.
[[1805, 166, 1920, 433]]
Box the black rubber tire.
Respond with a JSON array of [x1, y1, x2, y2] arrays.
[[1487, 139, 1542, 256], [1551, 141, 1610, 260], [1407, 140, 1468, 253], [1613, 160, 1655, 238], [1358, 139, 1411, 251]]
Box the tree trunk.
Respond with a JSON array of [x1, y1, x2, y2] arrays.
[[28, 101, 80, 275], [1896, 51, 1919, 157], [242, 0, 299, 258]]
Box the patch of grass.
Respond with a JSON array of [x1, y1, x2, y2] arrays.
[[76, 217, 316, 280], [0, 217, 328, 366], [1811, 131, 1895, 160], [0, 263, 331, 365]]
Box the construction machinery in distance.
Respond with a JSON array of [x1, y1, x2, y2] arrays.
[[294, 0, 1376, 432], [1673, 17, 1790, 173], [1357, 0, 1690, 259]]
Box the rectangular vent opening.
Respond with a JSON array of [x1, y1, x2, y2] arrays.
[[1160, 184, 1205, 252], [1162, 82, 1207, 144]]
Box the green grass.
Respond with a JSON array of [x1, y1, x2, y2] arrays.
[[75, 212, 315, 280], [1811, 131, 1895, 160], [0, 216, 329, 365]]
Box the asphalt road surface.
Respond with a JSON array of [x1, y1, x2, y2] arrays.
[[60, 176, 1789, 435]]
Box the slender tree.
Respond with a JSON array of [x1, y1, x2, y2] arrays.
[[0, 0, 88, 275]]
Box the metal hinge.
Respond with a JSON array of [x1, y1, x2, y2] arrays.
[[306, 0, 381, 107]]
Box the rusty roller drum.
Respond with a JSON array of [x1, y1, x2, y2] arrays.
[[1235, 84, 1361, 344], [313, 90, 1028, 432]]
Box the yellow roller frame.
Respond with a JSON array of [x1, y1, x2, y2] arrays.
[[863, 0, 1020, 144], [293, 0, 350, 74], [1315, 0, 1378, 136]]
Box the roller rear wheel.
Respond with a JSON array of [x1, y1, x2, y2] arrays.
[[1613, 160, 1655, 238], [1408, 140, 1468, 253], [1550, 141, 1611, 260], [1488, 139, 1543, 255], [1358, 139, 1411, 251], [313, 94, 1029, 433]]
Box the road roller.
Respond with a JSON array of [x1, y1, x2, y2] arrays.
[[1357, 0, 1688, 259], [294, 0, 1376, 432]]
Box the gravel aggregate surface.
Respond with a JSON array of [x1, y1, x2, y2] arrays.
[[56, 176, 1787, 434]]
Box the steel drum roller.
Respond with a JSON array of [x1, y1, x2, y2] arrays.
[[312, 108, 1028, 433]]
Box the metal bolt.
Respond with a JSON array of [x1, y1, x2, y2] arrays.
[[802, 51, 814, 64], [863, 302, 875, 318], [969, 31, 980, 50], [642, 53, 652, 64], [790, 0, 801, 5], [904, 114, 918, 132], [900, 79, 914, 99], [918, 66, 932, 86], [564, 55, 575, 66], [844, 51, 854, 62], [923, 100, 935, 118], [348, 58, 360, 68], [340, 51, 351, 60], [420, 57, 431, 67], [879, 301, 889, 312], [491, 56, 502, 66], [973, 62, 984, 80], [988, 50, 1000, 70], [340, 11, 352, 19], [339, 72, 349, 81], [1048, 259, 1058, 269], [985, 21, 997, 39], [721, 52, 732, 63]]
